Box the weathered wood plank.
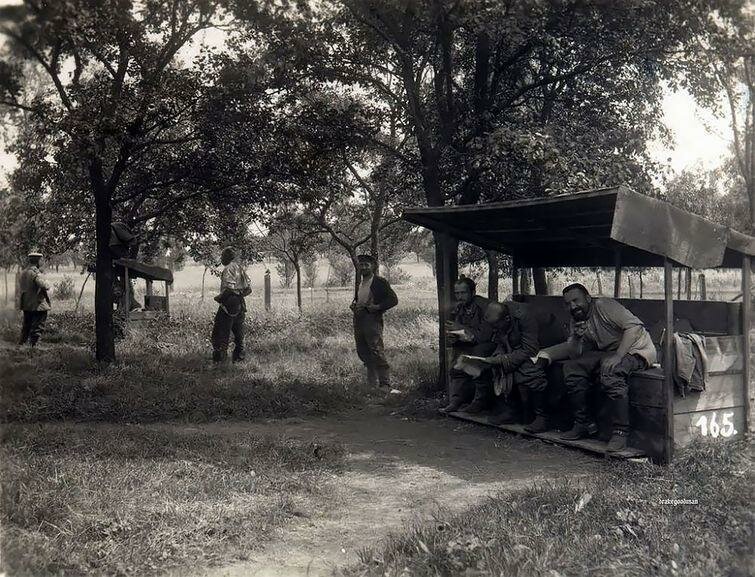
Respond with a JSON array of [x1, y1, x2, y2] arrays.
[[629, 371, 665, 407], [673, 373, 745, 413], [674, 406, 745, 448], [705, 335, 744, 374], [447, 412, 646, 459]]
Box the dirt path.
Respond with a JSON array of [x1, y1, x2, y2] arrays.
[[161, 406, 605, 577]]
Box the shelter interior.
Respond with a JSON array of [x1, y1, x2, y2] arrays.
[[403, 186, 754, 463]]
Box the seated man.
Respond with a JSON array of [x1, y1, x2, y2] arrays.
[[439, 277, 494, 414], [537, 283, 656, 452], [473, 301, 550, 432]]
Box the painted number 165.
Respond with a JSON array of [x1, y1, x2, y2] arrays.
[[695, 411, 738, 438]]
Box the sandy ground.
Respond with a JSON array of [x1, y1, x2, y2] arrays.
[[158, 405, 606, 577]]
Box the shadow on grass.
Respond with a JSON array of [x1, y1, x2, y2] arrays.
[[344, 439, 754, 577], [0, 307, 440, 423]]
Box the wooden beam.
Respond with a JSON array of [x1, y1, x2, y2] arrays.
[[614, 250, 622, 298], [742, 254, 751, 436], [438, 233, 457, 397], [663, 258, 675, 464]]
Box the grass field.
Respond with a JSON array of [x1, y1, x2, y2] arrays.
[[1, 423, 346, 576], [347, 440, 754, 577], [0, 260, 750, 576]]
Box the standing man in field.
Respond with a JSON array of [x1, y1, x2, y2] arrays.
[[351, 254, 398, 389], [538, 283, 656, 452], [211, 247, 251, 365], [439, 277, 495, 414], [18, 249, 51, 348]]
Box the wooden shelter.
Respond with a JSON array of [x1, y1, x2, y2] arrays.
[[403, 186, 754, 463], [89, 258, 173, 324]]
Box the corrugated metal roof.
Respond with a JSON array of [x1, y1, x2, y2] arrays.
[[402, 186, 755, 269]]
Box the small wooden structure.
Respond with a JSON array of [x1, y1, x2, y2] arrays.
[[89, 258, 173, 324], [404, 186, 754, 463]]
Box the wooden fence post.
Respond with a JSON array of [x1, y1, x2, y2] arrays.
[[264, 270, 272, 311]]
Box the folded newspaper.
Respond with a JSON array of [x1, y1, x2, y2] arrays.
[[454, 354, 489, 378]]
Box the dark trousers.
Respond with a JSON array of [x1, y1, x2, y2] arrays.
[[563, 352, 645, 398], [563, 351, 645, 428], [354, 311, 390, 386], [211, 307, 245, 363], [449, 368, 490, 406], [515, 360, 548, 392], [19, 311, 47, 346]]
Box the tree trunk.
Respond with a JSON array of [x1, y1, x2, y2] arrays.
[[685, 268, 692, 300], [520, 268, 531, 295], [639, 269, 644, 298], [94, 191, 116, 363], [75, 272, 92, 314], [201, 266, 208, 301], [533, 267, 547, 295], [294, 260, 302, 312], [486, 250, 499, 301], [3, 267, 7, 305]]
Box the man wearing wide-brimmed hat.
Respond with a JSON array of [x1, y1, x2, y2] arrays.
[[350, 254, 398, 389], [18, 249, 51, 348]]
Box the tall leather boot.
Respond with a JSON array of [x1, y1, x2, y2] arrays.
[[488, 389, 518, 424], [376, 365, 391, 389], [524, 389, 550, 433], [560, 390, 598, 440], [462, 379, 491, 414], [366, 365, 378, 388], [606, 396, 630, 453]]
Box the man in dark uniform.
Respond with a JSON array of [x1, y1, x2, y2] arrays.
[[439, 277, 494, 414], [211, 247, 251, 365], [470, 301, 550, 431], [539, 283, 656, 452], [18, 250, 51, 348], [351, 254, 398, 389]]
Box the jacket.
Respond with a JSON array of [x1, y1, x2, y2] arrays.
[[352, 275, 398, 315], [668, 333, 708, 397], [449, 295, 494, 356], [18, 266, 51, 312], [487, 302, 540, 396]]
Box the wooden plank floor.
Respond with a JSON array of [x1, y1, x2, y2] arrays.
[[448, 411, 647, 459]]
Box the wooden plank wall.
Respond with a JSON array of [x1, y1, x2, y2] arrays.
[[672, 336, 746, 447], [515, 295, 742, 337]]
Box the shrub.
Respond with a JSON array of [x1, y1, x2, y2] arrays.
[[53, 275, 76, 300]]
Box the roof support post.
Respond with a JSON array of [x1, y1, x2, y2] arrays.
[[613, 250, 622, 298], [663, 258, 675, 464], [742, 254, 751, 435], [435, 232, 458, 395]]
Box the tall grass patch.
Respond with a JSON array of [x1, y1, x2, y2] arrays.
[[0, 303, 441, 422], [348, 440, 754, 577]]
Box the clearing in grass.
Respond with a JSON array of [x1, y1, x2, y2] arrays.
[[346, 439, 753, 577]]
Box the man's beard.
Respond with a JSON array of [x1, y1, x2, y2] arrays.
[[571, 307, 587, 322]]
